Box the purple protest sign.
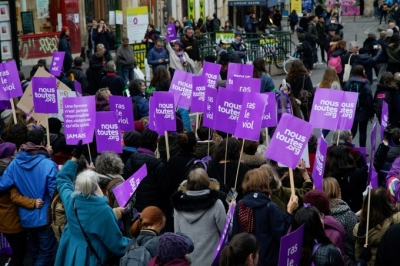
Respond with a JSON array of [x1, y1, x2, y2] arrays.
[[109, 96, 135, 131], [278, 224, 305, 266], [213, 88, 244, 134], [0, 100, 11, 110], [113, 164, 148, 207], [49, 52, 65, 77], [0, 233, 11, 255], [166, 23, 177, 42], [380, 101, 388, 142], [355, 147, 367, 163], [226, 63, 254, 90], [202, 62, 222, 90], [63, 96, 96, 145], [312, 133, 328, 189], [310, 89, 343, 130], [169, 69, 194, 109], [262, 92, 278, 127], [31, 77, 58, 114], [74, 80, 82, 97], [371, 170, 378, 189], [234, 92, 268, 141], [149, 96, 157, 132], [191, 76, 206, 113], [265, 114, 313, 169], [337, 91, 358, 130], [231, 77, 261, 93], [0, 60, 23, 100], [95, 112, 122, 153], [212, 204, 235, 262], [150, 92, 176, 134], [368, 122, 377, 184], [203, 87, 218, 129]]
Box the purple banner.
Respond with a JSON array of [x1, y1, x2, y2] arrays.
[[32, 77, 58, 114], [169, 69, 194, 109], [0, 100, 11, 110], [212, 204, 235, 260], [95, 112, 122, 153], [74, 80, 82, 97], [312, 133, 328, 190], [371, 170, 378, 189], [191, 76, 206, 113], [0, 233, 11, 255], [234, 92, 268, 141], [337, 92, 358, 130], [109, 96, 135, 131], [202, 62, 222, 90], [63, 96, 96, 145], [262, 92, 278, 127], [310, 89, 343, 130], [380, 101, 388, 142], [231, 77, 261, 93], [278, 224, 305, 266], [355, 147, 367, 163], [265, 114, 313, 169], [213, 88, 244, 134], [113, 164, 148, 207], [149, 92, 176, 134], [368, 122, 377, 184], [49, 52, 65, 77], [149, 96, 156, 131], [0, 60, 23, 100], [203, 87, 218, 129], [166, 23, 177, 42], [226, 63, 254, 90]]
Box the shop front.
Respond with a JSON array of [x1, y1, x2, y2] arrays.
[[16, 0, 81, 65], [228, 0, 277, 29]]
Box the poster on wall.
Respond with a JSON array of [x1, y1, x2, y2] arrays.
[[291, 0, 302, 17], [0, 21, 10, 41], [126, 7, 149, 44], [302, 0, 312, 13], [0, 2, 9, 22], [36, 0, 49, 18], [188, 0, 195, 22], [1, 41, 12, 60], [199, 0, 205, 20]]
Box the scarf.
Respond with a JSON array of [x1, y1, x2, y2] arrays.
[[175, 49, 186, 65], [19, 142, 50, 157], [137, 147, 155, 157]]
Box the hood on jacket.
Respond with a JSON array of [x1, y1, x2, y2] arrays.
[[241, 153, 268, 167], [355, 53, 371, 64], [14, 151, 48, 170], [324, 215, 346, 237], [89, 57, 105, 71], [178, 178, 221, 193], [241, 191, 271, 209], [386, 146, 400, 163], [331, 199, 354, 216], [376, 83, 397, 92], [348, 76, 369, 84], [171, 189, 220, 224], [98, 174, 124, 189], [96, 95, 110, 111], [331, 48, 346, 57]]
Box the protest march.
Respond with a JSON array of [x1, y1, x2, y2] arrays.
[[0, 30, 399, 266]]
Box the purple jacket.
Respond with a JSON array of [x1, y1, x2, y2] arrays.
[[387, 157, 400, 203], [324, 215, 346, 261]]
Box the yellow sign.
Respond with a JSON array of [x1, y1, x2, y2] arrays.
[[199, 0, 205, 20], [291, 0, 302, 14], [188, 0, 195, 22], [131, 43, 147, 70], [215, 32, 235, 45]]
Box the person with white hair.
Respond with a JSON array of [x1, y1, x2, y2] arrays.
[[100, 61, 125, 96], [55, 141, 129, 266]]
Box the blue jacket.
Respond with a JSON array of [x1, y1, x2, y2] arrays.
[[146, 47, 169, 71], [178, 107, 191, 132], [0, 150, 57, 228], [131, 93, 149, 119], [343, 76, 374, 122], [261, 73, 276, 92], [232, 191, 292, 265], [55, 160, 130, 266]]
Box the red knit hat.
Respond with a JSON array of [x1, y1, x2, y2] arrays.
[[62, 26, 69, 32]]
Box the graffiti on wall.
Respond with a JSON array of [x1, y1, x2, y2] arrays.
[[19, 35, 59, 60]]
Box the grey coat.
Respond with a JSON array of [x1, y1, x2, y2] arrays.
[[172, 189, 226, 266]]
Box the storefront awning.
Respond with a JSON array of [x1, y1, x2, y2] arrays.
[[227, 0, 267, 6]]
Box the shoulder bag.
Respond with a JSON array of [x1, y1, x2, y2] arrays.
[[343, 54, 354, 82]]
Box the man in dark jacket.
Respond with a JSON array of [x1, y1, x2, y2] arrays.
[[299, 11, 309, 31], [212, 13, 220, 31], [86, 52, 106, 95], [146, 39, 169, 72], [181, 27, 200, 62], [341, 41, 359, 72], [100, 61, 125, 96], [373, 31, 388, 82], [308, 15, 319, 63], [115, 36, 136, 85], [92, 19, 112, 52], [0, 130, 58, 265], [354, 46, 382, 84], [315, 1, 324, 17], [316, 16, 327, 62], [58, 26, 73, 73], [124, 129, 167, 213], [66, 57, 89, 93]]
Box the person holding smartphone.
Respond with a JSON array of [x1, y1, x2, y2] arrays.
[[92, 18, 113, 55]]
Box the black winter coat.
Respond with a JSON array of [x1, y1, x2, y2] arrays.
[[180, 36, 200, 61], [374, 84, 400, 127], [86, 59, 106, 95], [66, 66, 89, 94], [124, 152, 166, 213], [58, 36, 73, 73], [92, 29, 112, 51], [100, 73, 125, 96]]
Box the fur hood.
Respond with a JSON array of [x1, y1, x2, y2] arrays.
[[171, 189, 220, 213], [177, 178, 221, 193], [241, 153, 268, 167]]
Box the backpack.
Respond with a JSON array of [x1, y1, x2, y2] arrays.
[[133, 96, 144, 121], [50, 193, 66, 242], [328, 56, 343, 74], [213, 18, 220, 31], [348, 81, 367, 110], [374, 90, 393, 120], [301, 41, 313, 58], [120, 238, 152, 266], [101, 178, 123, 208]]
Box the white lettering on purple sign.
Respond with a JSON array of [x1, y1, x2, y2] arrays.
[[205, 73, 217, 89], [156, 103, 175, 120], [228, 74, 251, 85], [275, 129, 307, 155], [0, 70, 15, 92], [64, 103, 91, 136], [34, 87, 56, 103], [206, 96, 214, 120], [172, 81, 192, 99], [217, 101, 241, 121], [315, 150, 324, 176], [241, 102, 256, 129], [97, 123, 119, 141], [114, 103, 129, 124], [339, 102, 354, 119], [193, 86, 206, 101], [314, 99, 339, 118]]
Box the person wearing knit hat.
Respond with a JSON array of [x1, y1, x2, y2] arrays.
[[147, 233, 192, 266], [58, 26, 73, 73], [121, 130, 141, 164], [303, 189, 346, 260]]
